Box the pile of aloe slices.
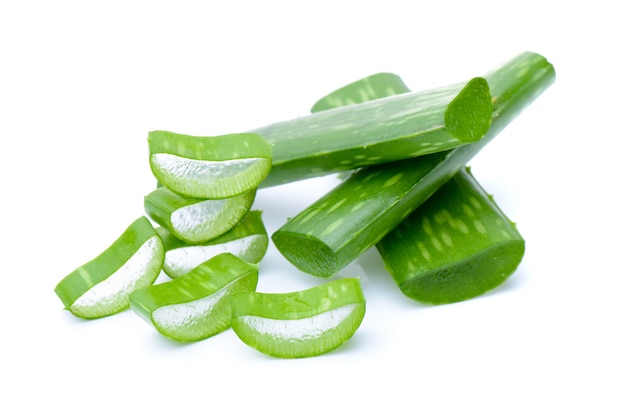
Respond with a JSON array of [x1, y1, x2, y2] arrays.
[[55, 52, 555, 358]]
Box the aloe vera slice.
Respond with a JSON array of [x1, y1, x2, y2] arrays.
[[158, 210, 268, 278], [377, 167, 525, 304], [148, 131, 272, 199], [272, 51, 555, 277], [144, 186, 256, 244], [230, 278, 366, 358], [310, 72, 411, 113], [54, 217, 164, 319], [129, 253, 258, 342], [257, 76, 492, 187]]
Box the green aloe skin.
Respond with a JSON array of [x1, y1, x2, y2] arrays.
[[129, 253, 259, 342], [376, 167, 525, 304], [272, 52, 555, 277], [54, 216, 165, 319], [148, 131, 272, 199], [230, 278, 366, 358], [310, 72, 411, 113], [158, 210, 268, 279], [257, 77, 492, 187], [144, 186, 256, 244]]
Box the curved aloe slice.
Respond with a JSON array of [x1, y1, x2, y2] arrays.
[[230, 278, 366, 358], [377, 167, 525, 304], [129, 253, 258, 342], [54, 217, 164, 319], [144, 186, 256, 244], [272, 52, 555, 277], [311, 72, 411, 113], [257, 77, 492, 187], [148, 131, 272, 199], [158, 210, 268, 278]]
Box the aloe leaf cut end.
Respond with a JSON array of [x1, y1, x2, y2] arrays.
[[376, 167, 525, 304], [444, 77, 493, 143]]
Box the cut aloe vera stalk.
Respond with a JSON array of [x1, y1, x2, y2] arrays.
[[148, 131, 272, 199], [377, 167, 525, 304], [158, 210, 268, 278], [230, 278, 366, 358], [54, 217, 164, 319], [257, 76, 492, 187], [310, 72, 411, 113], [129, 253, 258, 342], [144, 186, 256, 244], [272, 51, 555, 277]]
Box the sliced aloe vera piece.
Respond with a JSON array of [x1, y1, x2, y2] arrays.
[[230, 278, 366, 358], [158, 210, 268, 278], [144, 186, 256, 244], [377, 167, 525, 304], [257, 77, 492, 187], [310, 72, 411, 113], [148, 131, 272, 199], [129, 253, 258, 342], [272, 52, 555, 277], [54, 217, 164, 319]]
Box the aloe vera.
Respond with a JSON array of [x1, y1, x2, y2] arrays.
[[377, 167, 525, 304], [54, 216, 164, 319], [272, 52, 555, 277], [310, 72, 411, 113], [257, 77, 492, 187], [158, 210, 268, 279], [144, 186, 256, 244], [148, 131, 272, 199], [230, 278, 366, 358], [129, 253, 258, 342]]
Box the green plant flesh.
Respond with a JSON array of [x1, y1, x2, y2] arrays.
[[158, 210, 268, 279], [144, 187, 256, 244], [272, 52, 555, 277], [310, 72, 411, 113], [256, 77, 492, 187], [129, 253, 258, 342], [148, 131, 272, 199], [230, 278, 366, 358], [376, 167, 525, 304], [54, 217, 164, 319]]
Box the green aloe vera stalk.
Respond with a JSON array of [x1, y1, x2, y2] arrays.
[[230, 278, 366, 358], [144, 186, 256, 244], [257, 77, 492, 187], [148, 131, 272, 199], [310, 72, 411, 113], [272, 51, 555, 277], [129, 253, 258, 342], [377, 167, 525, 304], [158, 210, 268, 279], [54, 217, 164, 319]]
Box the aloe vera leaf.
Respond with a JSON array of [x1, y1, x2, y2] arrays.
[[257, 76, 492, 187], [230, 278, 366, 358], [148, 131, 272, 199], [144, 186, 256, 244], [129, 253, 258, 342], [376, 167, 525, 304], [310, 72, 411, 113], [158, 210, 268, 278], [54, 217, 165, 319], [272, 51, 555, 277]]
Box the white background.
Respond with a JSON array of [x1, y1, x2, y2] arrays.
[[2, 1, 624, 405]]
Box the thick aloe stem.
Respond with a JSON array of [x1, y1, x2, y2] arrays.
[[257, 77, 492, 187], [272, 52, 555, 277], [376, 167, 525, 304]]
